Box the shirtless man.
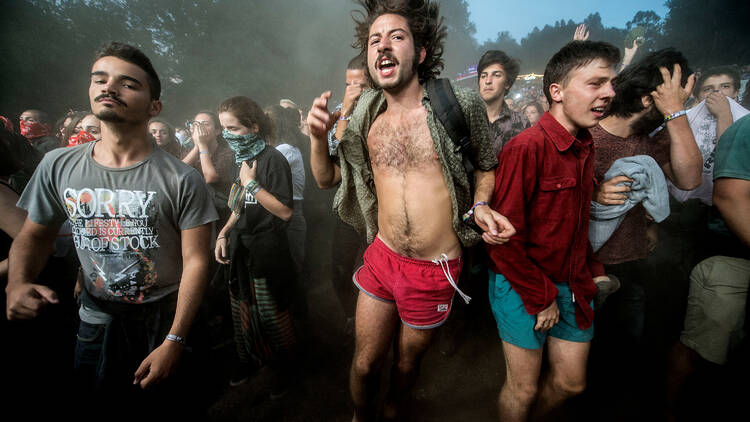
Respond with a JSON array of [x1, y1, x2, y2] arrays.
[[307, 1, 514, 420]]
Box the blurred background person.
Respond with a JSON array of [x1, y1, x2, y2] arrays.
[[184, 110, 235, 226], [149, 117, 185, 158], [522, 101, 544, 126]]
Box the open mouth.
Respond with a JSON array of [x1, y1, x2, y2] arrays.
[[378, 56, 397, 77], [591, 106, 606, 118]]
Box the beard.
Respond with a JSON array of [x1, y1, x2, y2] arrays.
[[370, 50, 419, 92], [630, 106, 664, 137], [95, 109, 127, 123]]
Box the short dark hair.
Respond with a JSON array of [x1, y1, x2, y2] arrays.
[[22, 109, 51, 124], [522, 101, 544, 115], [95, 42, 161, 100], [695, 65, 741, 98], [477, 50, 520, 91], [353, 0, 447, 83], [347, 53, 367, 71], [608, 48, 692, 118], [543, 41, 621, 105]]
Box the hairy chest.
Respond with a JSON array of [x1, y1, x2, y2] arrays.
[[366, 111, 439, 173]]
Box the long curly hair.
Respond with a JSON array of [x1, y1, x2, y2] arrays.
[[353, 0, 446, 83]]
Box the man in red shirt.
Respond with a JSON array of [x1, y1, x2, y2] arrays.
[[486, 41, 620, 421]]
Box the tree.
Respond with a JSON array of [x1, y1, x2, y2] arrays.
[[662, 0, 750, 68]]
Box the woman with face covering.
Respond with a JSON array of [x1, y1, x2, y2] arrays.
[[215, 96, 298, 391], [183, 110, 236, 225], [61, 112, 101, 148], [148, 118, 184, 158]]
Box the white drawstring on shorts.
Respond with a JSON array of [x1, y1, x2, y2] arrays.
[[432, 253, 472, 304]]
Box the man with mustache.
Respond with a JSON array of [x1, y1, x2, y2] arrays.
[[307, 1, 514, 420], [6, 42, 217, 410]]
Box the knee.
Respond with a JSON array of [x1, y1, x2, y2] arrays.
[[550, 375, 586, 398], [351, 353, 382, 379], [394, 355, 420, 376], [505, 380, 539, 405]]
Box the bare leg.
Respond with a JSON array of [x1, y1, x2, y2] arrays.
[[533, 337, 589, 420], [383, 324, 436, 420], [498, 340, 544, 422], [351, 292, 399, 422]]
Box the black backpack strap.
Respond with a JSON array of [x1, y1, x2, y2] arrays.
[[426, 78, 476, 188]]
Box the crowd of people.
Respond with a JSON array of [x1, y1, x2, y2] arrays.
[[3, 0, 750, 420]]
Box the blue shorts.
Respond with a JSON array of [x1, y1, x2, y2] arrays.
[[488, 270, 594, 350]]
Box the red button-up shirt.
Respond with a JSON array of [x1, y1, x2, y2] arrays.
[[486, 112, 605, 329]]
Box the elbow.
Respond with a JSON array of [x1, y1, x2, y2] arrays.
[[204, 173, 220, 184], [713, 190, 731, 215], [672, 175, 702, 191], [279, 207, 293, 222], [315, 178, 335, 190]]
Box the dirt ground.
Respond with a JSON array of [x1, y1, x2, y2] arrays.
[[10, 199, 746, 421], [185, 207, 750, 421]]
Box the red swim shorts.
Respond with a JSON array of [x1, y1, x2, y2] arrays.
[[353, 236, 463, 329]]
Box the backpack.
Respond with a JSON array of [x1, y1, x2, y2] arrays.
[[425, 78, 477, 191]]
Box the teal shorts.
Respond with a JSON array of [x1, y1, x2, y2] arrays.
[[488, 270, 594, 350]]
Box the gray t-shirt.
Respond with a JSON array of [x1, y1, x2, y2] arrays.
[[18, 141, 218, 305]]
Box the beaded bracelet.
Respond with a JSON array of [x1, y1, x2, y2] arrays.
[[462, 201, 488, 222], [249, 184, 262, 197]]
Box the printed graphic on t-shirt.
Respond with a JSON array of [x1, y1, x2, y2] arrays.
[[244, 189, 258, 207], [693, 113, 717, 172], [64, 187, 159, 303]]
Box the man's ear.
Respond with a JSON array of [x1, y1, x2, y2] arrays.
[[549, 83, 563, 103], [418, 46, 426, 65], [641, 95, 653, 108], [149, 100, 162, 117]]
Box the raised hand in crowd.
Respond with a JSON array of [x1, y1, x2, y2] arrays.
[[651, 64, 696, 116], [573, 23, 590, 41], [307, 91, 341, 188], [621, 38, 640, 70], [307, 91, 339, 139]]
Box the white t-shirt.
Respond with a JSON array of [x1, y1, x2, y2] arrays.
[[668, 97, 750, 205], [275, 143, 305, 201]]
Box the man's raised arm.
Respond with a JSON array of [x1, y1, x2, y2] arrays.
[[308, 91, 342, 189]]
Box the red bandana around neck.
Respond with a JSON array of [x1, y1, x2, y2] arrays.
[[20, 119, 51, 139], [67, 130, 97, 147]]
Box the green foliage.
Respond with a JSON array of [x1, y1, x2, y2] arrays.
[[1, 0, 747, 126], [662, 0, 750, 67]]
